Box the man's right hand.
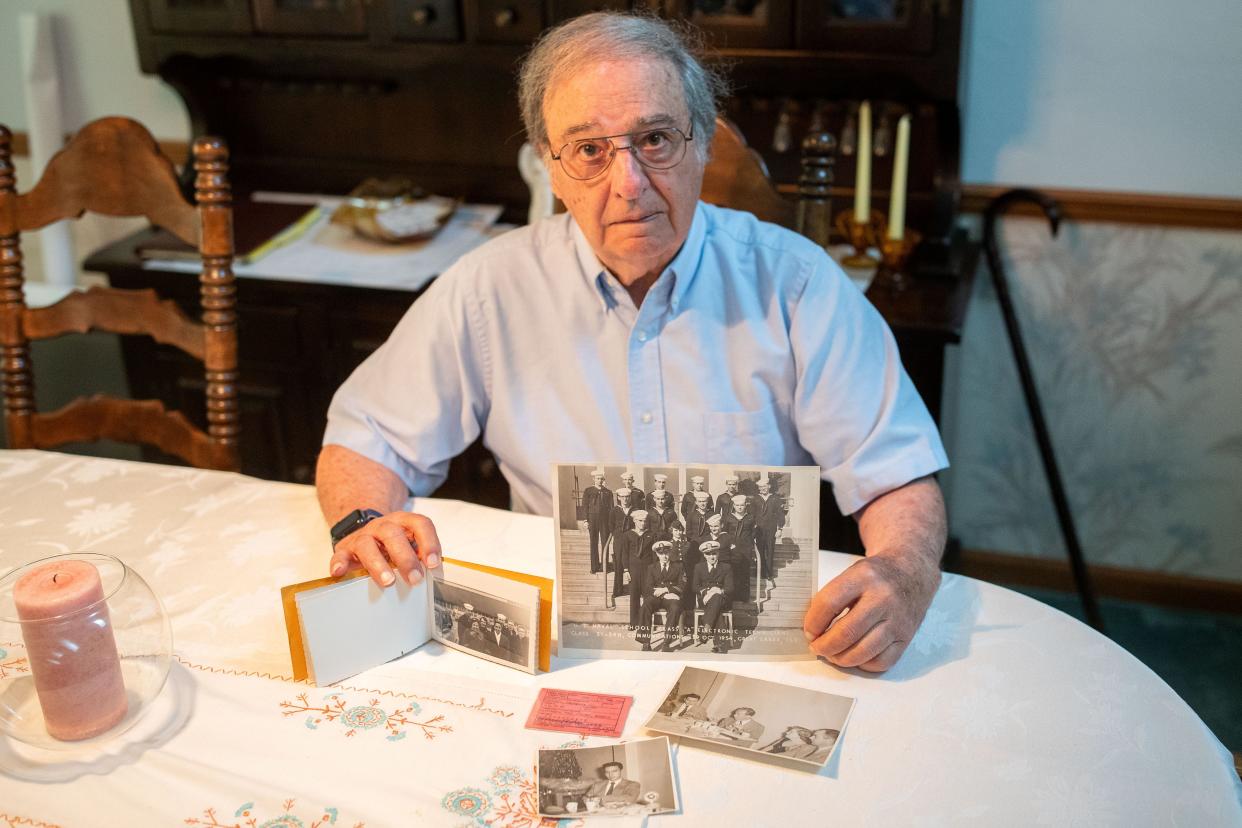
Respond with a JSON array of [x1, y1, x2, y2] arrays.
[[329, 511, 443, 587]]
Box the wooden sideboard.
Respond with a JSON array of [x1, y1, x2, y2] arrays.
[[84, 214, 975, 535], [85, 0, 977, 544]]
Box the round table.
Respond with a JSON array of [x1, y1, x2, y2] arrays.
[[0, 451, 1237, 826]]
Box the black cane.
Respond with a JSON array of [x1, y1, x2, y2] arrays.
[[982, 189, 1106, 633]]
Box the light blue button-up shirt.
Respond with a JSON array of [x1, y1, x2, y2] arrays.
[[324, 202, 947, 516]]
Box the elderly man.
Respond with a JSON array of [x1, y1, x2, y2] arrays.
[[317, 12, 948, 674]]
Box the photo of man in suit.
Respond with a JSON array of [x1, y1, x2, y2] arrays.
[[667, 692, 709, 720], [582, 469, 613, 574], [752, 479, 786, 587], [484, 615, 520, 664], [587, 761, 641, 806], [692, 541, 733, 653], [639, 540, 686, 652], [716, 706, 765, 745]]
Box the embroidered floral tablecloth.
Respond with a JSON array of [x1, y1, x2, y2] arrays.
[[0, 450, 1238, 827]]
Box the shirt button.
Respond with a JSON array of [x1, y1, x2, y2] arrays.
[[641, 412, 653, 424], [637, 329, 649, 342]]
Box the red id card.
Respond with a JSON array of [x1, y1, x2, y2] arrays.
[[524, 688, 634, 738]]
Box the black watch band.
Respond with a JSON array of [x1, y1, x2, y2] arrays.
[[330, 508, 384, 547]]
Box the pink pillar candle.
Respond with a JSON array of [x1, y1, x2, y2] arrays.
[[14, 560, 128, 740]]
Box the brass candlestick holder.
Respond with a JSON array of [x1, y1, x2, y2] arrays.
[[833, 209, 884, 268], [873, 229, 922, 291]]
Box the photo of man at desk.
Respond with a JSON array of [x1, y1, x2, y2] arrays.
[[315, 10, 950, 673]]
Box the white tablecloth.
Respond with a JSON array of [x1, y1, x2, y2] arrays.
[[0, 450, 1238, 826]]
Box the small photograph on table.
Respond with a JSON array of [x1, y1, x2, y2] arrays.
[[431, 578, 536, 673], [536, 736, 679, 819], [645, 666, 854, 770], [553, 461, 820, 660]]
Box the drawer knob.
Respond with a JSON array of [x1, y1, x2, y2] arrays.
[[411, 5, 436, 25], [494, 7, 517, 28]]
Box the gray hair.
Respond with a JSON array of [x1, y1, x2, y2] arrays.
[[517, 12, 729, 159]]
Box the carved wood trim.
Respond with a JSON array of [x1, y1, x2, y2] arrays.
[[30, 396, 232, 471], [959, 184, 1242, 231], [23, 286, 206, 359], [954, 547, 1242, 616]]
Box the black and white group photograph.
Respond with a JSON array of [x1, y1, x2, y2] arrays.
[[431, 578, 536, 672], [644, 666, 854, 769], [536, 736, 679, 818], [553, 463, 821, 660]]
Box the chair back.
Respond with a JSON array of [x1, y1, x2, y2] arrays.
[[701, 117, 796, 229], [0, 116, 238, 470]]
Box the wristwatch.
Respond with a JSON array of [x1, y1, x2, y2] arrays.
[[330, 508, 384, 547]]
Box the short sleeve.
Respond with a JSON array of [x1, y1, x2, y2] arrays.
[[789, 256, 948, 515], [322, 261, 491, 496]]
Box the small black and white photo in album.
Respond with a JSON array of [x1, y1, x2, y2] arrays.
[[553, 462, 820, 660], [431, 578, 535, 672], [644, 666, 854, 769], [536, 736, 679, 818]]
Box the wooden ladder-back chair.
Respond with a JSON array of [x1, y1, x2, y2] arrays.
[[0, 116, 239, 471], [701, 117, 796, 230]]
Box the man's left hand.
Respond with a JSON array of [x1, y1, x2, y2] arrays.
[[802, 476, 947, 673], [803, 551, 939, 672]]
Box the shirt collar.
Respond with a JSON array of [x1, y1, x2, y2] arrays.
[[568, 201, 709, 314]]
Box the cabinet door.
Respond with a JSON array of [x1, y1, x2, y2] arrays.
[[674, 0, 793, 50], [145, 0, 253, 33], [796, 0, 937, 54], [252, 0, 368, 37]]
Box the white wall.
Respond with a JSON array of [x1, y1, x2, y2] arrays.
[[961, 0, 1242, 197], [0, 0, 187, 138]]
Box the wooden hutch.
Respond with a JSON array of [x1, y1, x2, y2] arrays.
[[90, 0, 975, 543]]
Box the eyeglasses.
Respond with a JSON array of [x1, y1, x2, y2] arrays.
[[550, 125, 694, 180]]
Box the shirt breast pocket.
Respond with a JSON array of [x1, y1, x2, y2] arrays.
[[703, 408, 787, 464]]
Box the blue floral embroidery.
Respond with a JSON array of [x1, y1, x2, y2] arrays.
[[257, 817, 304, 828], [488, 765, 523, 790], [442, 787, 491, 818], [341, 705, 387, 730]]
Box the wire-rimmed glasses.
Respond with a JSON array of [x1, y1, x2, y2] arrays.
[[550, 125, 694, 180]]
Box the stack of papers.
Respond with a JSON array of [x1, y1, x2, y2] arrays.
[[143, 200, 504, 292]]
